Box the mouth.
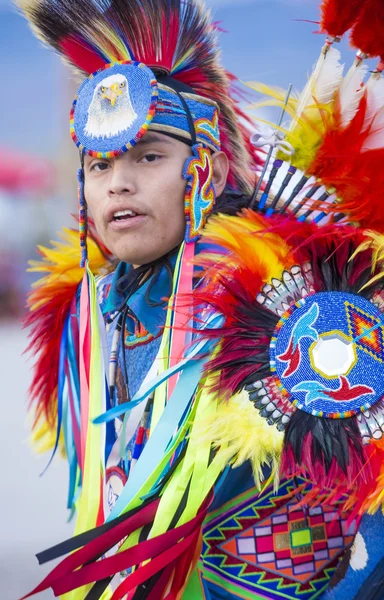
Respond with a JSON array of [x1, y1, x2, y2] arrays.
[[108, 208, 148, 231], [112, 209, 140, 222]]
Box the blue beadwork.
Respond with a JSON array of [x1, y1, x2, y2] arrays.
[[270, 292, 384, 418]]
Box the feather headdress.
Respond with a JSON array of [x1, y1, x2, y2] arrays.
[[17, 0, 259, 193]]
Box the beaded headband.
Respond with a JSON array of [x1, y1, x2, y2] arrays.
[[71, 61, 221, 157]]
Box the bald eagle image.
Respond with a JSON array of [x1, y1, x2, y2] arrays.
[[84, 74, 138, 139]]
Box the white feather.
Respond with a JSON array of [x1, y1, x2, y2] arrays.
[[314, 46, 344, 105], [350, 532, 368, 571], [293, 46, 344, 127], [339, 62, 368, 128], [363, 75, 384, 150], [365, 75, 384, 122]]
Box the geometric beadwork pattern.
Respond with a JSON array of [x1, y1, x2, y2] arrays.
[[345, 301, 384, 363], [200, 477, 357, 599]]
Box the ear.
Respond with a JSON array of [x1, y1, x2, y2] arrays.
[[211, 151, 229, 197]]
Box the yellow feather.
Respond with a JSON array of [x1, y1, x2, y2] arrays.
[[247, 47, 343, 173], [248, 83, 335, 172], [29, 412, 66, 456], [350, 231, 384, 291], [28, 227, 113, 311], [191, 390, 284, 491], [201, 211, 295, 284]]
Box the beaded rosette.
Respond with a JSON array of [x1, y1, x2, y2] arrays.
[[260, 288, 384, 433]]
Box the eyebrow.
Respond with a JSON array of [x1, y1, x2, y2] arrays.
[[136, 132, 173, 146], [83, 132, 173, 167]]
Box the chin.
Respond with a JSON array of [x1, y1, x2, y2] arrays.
[[106, 230, 185, 266], [114, 247, 168, 266]]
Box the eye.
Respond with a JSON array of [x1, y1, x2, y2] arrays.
[[101, 86, 106, 93], [139, 153, 162, 163], [90, 161, 110, 172], [119, 81, 125, 88]]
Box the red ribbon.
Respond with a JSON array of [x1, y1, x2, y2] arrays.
[[52, 505, 207, 595], [111, 529, 201, 600], [20, 499, 160, 599]]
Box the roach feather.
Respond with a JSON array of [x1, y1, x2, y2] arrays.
[[17, 0, 259, 194]]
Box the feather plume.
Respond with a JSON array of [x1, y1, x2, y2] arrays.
[[25, 226, 113, 440], [350, 0, 384, 60], [364, 73, 384, 123], [17, 0, 258, 193], [283, 46, 343, 171], [320, 0, 363, 37], [306, 81, 384, 231]]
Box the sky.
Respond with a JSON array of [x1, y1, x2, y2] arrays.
[[0, 0, 347, 159]]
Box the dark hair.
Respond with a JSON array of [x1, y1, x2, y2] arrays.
[[211, 188, 251, 216]]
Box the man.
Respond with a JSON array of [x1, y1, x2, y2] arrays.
[[21, 0, 384, 599]]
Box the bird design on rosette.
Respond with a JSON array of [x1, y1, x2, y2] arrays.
[[277, 302, 319, 377], [292, 377, 374, 406], [85, 74, 138, 139]]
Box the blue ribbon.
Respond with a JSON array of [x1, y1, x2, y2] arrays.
[[94, 313, 222, 425], [107, 354, 205, 521], [41, 314, 69, 475]]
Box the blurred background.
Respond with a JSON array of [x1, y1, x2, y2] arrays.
[[0, 0, 361, 597]]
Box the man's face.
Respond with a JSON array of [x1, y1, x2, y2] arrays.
[[83, 132, 192, 265]]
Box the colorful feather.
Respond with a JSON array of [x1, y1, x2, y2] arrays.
[[305, 80, 384, 230], [249, 47, 343, 174], [25, 225, 113, 448]]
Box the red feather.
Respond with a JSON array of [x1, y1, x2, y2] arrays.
[[350, 0, 384, 59], [25, 283, 77, 430], [60, 36, 106, 74], [305, 91, 384, 231], [320, 0, 363, 37]]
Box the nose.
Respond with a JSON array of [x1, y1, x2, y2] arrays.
[[107, 159, 136, 198]]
